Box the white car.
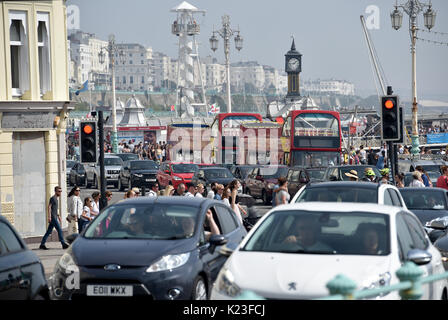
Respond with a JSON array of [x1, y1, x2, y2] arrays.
[[211, 202, 448, 300], [290, 181, 407, 209]]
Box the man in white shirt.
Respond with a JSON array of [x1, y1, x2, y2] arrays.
[[185, 183, 196, 197], [207, 182, 217, 199], [148, 183, 159, 197]]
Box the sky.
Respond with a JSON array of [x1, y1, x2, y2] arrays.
[[66, 0, 448, 100]]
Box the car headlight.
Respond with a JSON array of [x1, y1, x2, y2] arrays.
[[216, 268, 242, 298], [440, 250, 448, 262], [173, 176, 182, 181], [58, 253, 79, 275], [146, 253, 190, 273], [133, 173, 143, 178]]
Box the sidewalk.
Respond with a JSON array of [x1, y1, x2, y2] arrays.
[[28, 241, 66, 280]]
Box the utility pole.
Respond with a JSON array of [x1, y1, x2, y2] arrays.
[[98, 111, 107, 210]]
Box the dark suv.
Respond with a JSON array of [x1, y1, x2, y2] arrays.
[[245, 165, 289, 205], [323, 165, 381, 182], [118, 160, 159, 191]]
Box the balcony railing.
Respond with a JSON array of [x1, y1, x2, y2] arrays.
[[172, 23, 200, 36]]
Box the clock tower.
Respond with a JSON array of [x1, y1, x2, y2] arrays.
[[285, 38, 302, 99]]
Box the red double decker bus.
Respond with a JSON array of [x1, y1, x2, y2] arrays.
[[211, 112, 263, 164], [282, 110, 342, 167]]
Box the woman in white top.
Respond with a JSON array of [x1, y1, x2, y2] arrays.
[[195, 184, 205, 198], [409, 171, 425, 188], [79, 197, 93, 233], [91, 191, 101, 218], [67, 186, 83, 235], [275, 177, 290, 206], [228, 180, 246, 223]]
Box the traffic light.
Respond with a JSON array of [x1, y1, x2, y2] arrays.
[[381, 95, 400, 141], [80, 121, 97, 163]]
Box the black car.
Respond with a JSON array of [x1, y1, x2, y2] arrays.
[[50, 197, 247, 300], [399, 187, 448, 226], [68, 162, 87, 187], [425, 217, 448, 269], [110, 153, 140, 163], [191, 167, 236, 193], [0, 216, 49, 300], [118, 160, 159, 191], [230, 165, 261, 193], [66, 160, 76, 184]]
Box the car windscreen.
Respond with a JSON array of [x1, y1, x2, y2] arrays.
[[83, 203, 199, 240], [242, 210, 390, 255], [426, 171, 440, 181], [120, 154, 139, 161], [259, 167, 289, 179], [400, 190, 447, 210], [104, 158, 123, 166], [172, 164, 198, 173], [204, 169, 233, 179], [420, 165, 441, 173], [296, 186, 378, 204], [130, 161, 159, 170], [67, 160, 76, 168]]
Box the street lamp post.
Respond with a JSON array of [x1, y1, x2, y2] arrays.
[[209, 15, 243, 114], [99, 34, 125, 154], [390, 0, 436, 155]]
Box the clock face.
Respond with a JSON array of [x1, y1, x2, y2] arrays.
[[288, 58, 300, 71]]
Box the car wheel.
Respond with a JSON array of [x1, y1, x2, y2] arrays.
[[246, 188, 251, 197], [93, 175, 97, 189], [191, 276, 207, 300], [86, 176, 91, 189], [118, 178, 124, 191]]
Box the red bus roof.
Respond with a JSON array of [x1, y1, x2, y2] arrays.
[[216, 112, 263, 121]]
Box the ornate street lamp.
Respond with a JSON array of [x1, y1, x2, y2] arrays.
[[390, 0, 436, 155], [209, 15, 243, 113]]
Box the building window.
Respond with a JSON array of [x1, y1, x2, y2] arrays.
[[130, 60, 133, 65], [37, 12, 51, 95], [130, 76, 134, 84], [141, 76, 145, 84], [9, 11, 30, 97], [123, 76, 126, 84]]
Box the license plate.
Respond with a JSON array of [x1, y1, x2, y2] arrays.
[[86, 285, 133, 297], [145, 179, 156, 182]]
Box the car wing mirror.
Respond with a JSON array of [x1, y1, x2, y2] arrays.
[[407, 249, 432, 265], [425, 217, 448, 230], [209, 235, 228, 254]]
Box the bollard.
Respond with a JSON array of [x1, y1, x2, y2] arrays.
[[326, 274, 357, 299], [395, 261, 423, 300]]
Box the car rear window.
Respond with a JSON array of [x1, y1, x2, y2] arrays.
[[400, 190, 447, 210], [296, 186, 378, 204]]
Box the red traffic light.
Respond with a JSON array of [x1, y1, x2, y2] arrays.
[[83, 124, 93, 134], [384, 99, 395, 109]]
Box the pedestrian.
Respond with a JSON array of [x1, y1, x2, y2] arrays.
[[359, 145, 367, 164], [67, 186, 82, 235], [436, 166, 448, 191], [415, 166, 432, 187], [376, 151, 386, 170], [207, 182, 217, 199], [105, 190, 113, 205], [91, 191, 101, 218], [344, 170, 359, 182], [362, 168, 377, 183], [40, 186, 69, 250], [185, 182, 196, 197], [163, 185, 175, 196], [395, 173, 405, 188], [379, 168, 391, 185], [367, 148, 377, 166], [124, 189, 136, 199], [228, 180, 245, 223], [214, 184, 224, 200], [275, 177, 290, 206], [173, 183, 186, 196], [132, 187, 141, 196], [195, 183, 205, 198], [409, 171, 425, 188], [148, 183, 159, 197], [78, 197, 94, 233]]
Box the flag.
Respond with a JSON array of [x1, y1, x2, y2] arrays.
[[75, 80, 89, 95], [209, 104, 220, 114], [170, 105, 175, 112]]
